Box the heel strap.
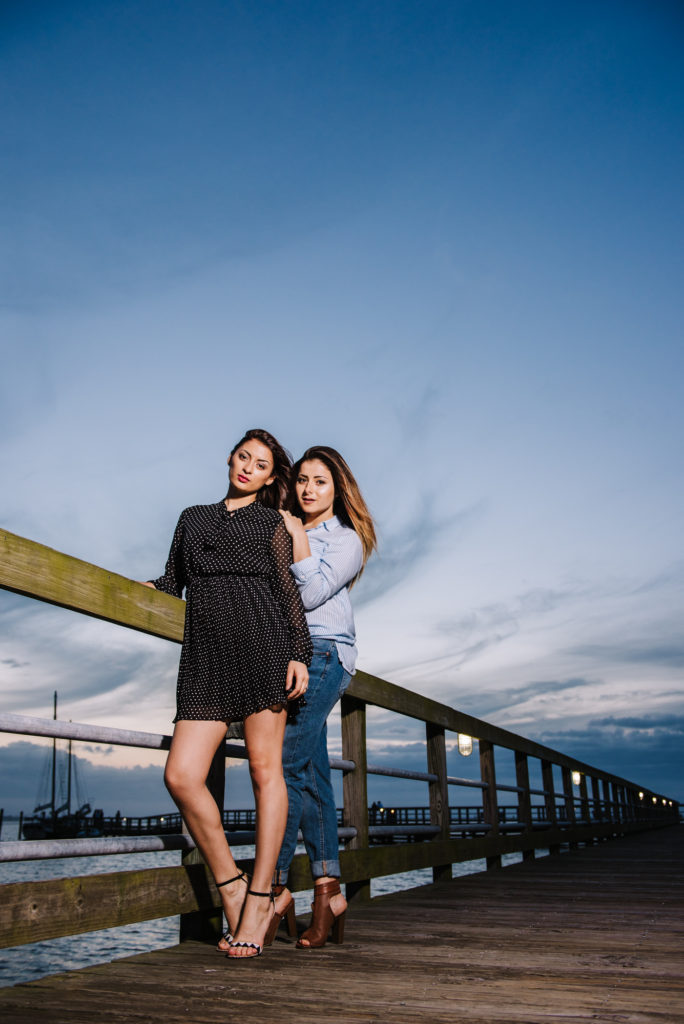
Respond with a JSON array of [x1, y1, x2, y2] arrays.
[[216, 871, 247, 889], [313, 880, 341, 898], [247, 888, 272, 899]]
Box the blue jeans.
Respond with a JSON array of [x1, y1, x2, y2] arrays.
[[275, 638, 351, 884]]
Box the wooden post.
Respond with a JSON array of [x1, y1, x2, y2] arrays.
[[179, 742, 226, 942], [515, 751, 534, 862], [578, 774, 590, 827], [541, 760, 560, 855], [561, 766, 577, 848], [590, 776, 602, 824], [479, 740, 500, 869], [341, 693, 370, 902], [612, 782, 622, 829], [629, 786, 638, 823], [602, 778, 613, 826], [426, 724, 450, 883]]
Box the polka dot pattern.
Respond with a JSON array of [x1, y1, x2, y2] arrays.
[[151, 501, 313, 722]]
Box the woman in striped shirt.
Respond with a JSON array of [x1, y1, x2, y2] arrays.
[[271, 446, 376, 948]]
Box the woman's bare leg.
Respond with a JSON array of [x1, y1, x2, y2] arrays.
[[228, 706, 287, 957], [164, 720, 245, 936]]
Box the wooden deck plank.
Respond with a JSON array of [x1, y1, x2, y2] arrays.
[[0, 827, 682, 1024]]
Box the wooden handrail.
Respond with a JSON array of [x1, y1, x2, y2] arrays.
[[0, 528, 668, 795]]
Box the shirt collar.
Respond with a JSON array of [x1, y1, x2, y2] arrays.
[[308, 514, 341, 533]]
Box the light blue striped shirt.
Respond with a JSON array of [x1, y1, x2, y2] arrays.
[[290, 515, 363, 675]]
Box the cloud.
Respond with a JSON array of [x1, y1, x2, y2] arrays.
[[457, 676, 593, 719], [589, 714, 684, 734], [530, 724, 683, 801], [631, 562, 684, 595], [568, 641, 684, 670], [394, 383, 440, 447], [354, 498, 487, 608], [0, 594, 178, 728], [0, 740, 254, 818], [384, 584, 583, 686]]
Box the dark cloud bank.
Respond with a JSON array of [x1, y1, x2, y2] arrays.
[[0, 742, 254, 819], [5, 714, 677, 826]]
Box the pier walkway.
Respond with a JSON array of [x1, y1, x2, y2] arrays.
[[1, 826, 681, 1024]]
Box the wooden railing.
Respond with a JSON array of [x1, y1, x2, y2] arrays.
[[0, 528, 678, 951]]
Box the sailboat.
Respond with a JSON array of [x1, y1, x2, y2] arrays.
[[21, 692, 102, 840]]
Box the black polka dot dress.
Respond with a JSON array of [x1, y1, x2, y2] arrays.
[[151, 501, 313, 722]]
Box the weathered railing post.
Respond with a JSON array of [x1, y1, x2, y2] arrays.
[[179, 743, 226, 942], [614, 782, 623, 824], [426, 723, 450, 882], [541, 760, 560, 854], [515, 751, 534, 861], [602, 778, 613, 826], [341, 693, 369, 902], [562, 766, 578, 848], [590, 776, 602, 823], [479, 740, 500, 869], [578, 774, 590, 826]]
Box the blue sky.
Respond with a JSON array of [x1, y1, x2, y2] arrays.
[[1, 0, 683, 815]]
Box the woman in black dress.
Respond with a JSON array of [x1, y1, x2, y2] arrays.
[[142, 429, 312, 959]]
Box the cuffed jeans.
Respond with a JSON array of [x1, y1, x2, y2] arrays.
[[275, 638, 351, 884]]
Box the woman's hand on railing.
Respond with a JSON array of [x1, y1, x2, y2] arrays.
[[138, 581, 156, 588]]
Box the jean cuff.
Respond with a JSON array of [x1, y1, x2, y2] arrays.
[[273, 867, 289, 886], [311, 858, 341, 880]]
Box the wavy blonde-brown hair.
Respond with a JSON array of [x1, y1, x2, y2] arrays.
[[289, 445, 377, 585]]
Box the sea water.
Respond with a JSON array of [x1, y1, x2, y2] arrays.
[[0, 820, 524, 988]]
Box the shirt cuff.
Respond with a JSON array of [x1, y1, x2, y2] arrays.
[[291, 555, 317, 581]]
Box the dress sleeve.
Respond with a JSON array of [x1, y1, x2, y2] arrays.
[[290, 529, 363, 611], [270, 518, 313, 666], [149, 512, 187, 598]]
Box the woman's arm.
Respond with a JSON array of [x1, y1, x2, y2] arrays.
[[289, 529, 363, 611], [144, 512, 187, 598], [270, 519, 313, 668]]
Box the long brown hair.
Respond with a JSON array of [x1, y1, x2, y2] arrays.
[[290, 445, 377, 584], [229, 428, 293, 509]]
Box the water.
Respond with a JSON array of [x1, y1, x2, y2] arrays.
[[0, 820, 527, 988]]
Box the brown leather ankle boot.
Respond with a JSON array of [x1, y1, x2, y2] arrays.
[[296, 879, 346, 949]]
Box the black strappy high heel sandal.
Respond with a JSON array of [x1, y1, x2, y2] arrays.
[[227, 888, 275, 959], [215, 871, 249, 951]]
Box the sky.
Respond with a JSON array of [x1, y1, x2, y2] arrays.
[[1, 0, 683, 818]]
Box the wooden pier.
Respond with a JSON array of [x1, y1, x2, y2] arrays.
[[1, 529, 681, 1021], [1, 825, 682, 1023]]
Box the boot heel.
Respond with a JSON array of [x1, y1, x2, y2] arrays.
[[331, 910, 345, 945]]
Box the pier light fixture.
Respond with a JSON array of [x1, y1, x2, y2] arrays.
[[662, 798, 667, 805], [571, 771, 581, 787], [638, 792, 644, 800], [652, 796, 657, 804], [457, 734, 473, 757]]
